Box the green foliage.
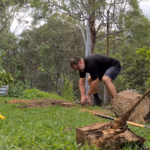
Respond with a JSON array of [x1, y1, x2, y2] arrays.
[[8, 80, 63, 99], [129, 0, 139, 9], [136, 46, 150, 86], [113, 74, 126, 93], [0, 48, 6, 65], [136, 46, 150, 63], [30, 0, 41, 8], [23, 88, 63, 99], [8, 80, 30, 98], [0, 30, 18, 52], [136, 46, 150, 87], [17, 15, 84, 94], [0, 30, 20, 85], [0, 70, 14, 86], [121, 50, 149, 93], [147, 77, 150, 87], [37, 67, 44, 72], [0, 1, 16, 32], [61, 75, 76, 102], [0, 32, 15, 86]]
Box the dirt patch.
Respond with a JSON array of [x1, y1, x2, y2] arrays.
[[7, 100, 29, 104], [6, 99, 77, 108]]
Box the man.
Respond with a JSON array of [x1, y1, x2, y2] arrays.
[[70, 54, 121, 106]]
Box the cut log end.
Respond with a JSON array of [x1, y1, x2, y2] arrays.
[[76, 122, 145, 150]]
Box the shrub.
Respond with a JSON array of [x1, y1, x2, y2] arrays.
[[8, 80, 64, 100], [23, 88, 63, 99], [0, 70, 14, 86], [8, 80, 30, 97], [60, 75, 76, 102]]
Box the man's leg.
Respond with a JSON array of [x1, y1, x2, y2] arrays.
[[102, 66, 121, 98], [87, 76, 99, 94], [87, 76, 101, 106], [102, 76, 117, 98]]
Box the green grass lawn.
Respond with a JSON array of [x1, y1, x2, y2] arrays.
[[0, 97, 149, 150]]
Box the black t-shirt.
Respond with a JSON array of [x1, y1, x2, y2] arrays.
[[79, 54, 121, 81]]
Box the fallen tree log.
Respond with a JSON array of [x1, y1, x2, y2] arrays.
[[76, 88, 150, 149], [114, 88, 150, 127], [111, 90, 150, 124]]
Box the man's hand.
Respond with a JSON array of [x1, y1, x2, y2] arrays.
[[80, 96, 87, 104], [85, 95, 92, 105], [80, 95, 92, 105]]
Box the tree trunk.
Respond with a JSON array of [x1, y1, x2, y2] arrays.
[[104, 85, 108, 104], [103, 10, 110, 105], [106, 10, 110, 57], [89, 13, 96, 54], [85, 14, 91, 95]]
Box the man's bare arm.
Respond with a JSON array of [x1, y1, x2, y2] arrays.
[[79, 78, 86, 97], [87, 78, 99, 96]]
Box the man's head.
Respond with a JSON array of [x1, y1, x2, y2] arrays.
[[70, 57, 85, 72]]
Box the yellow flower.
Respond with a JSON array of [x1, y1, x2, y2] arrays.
[[0, 114, 5, 120]]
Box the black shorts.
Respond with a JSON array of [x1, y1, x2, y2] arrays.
[[104, 67, 121, 80]]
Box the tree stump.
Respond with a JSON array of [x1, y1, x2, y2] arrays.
[[111, 91, 150, 124], [76, 88, 150, 149], [76, 122, 145, 150]]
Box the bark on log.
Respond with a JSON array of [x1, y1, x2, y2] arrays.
[[111, 90, 150, 124], [76, 122, 145, 150]]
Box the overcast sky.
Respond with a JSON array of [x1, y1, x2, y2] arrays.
[[140, 1, 150, 18], [10, 1, 150, 35]]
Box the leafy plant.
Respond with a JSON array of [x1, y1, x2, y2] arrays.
[[136, 46, 150, 87], [136, 46, 150, 62], [147, 77, 150, 87], [0, 49, 14, 86], [61, 75, 76, 102], [8, 80, 30, 97], [0, 69, 14, 86]]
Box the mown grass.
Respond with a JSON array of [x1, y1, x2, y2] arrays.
[[0, 97, 149, 150]]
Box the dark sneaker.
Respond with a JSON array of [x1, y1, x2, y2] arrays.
[[92, 98, 102, 107]]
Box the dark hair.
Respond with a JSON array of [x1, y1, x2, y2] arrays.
[[70, 57, 82, 68]]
